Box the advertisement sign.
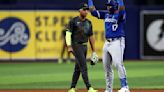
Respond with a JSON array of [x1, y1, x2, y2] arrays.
[[140, 10, 164, 59], [0, 10, 105, 60]]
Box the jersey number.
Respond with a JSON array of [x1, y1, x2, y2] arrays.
[[112, 24, 118, 31]]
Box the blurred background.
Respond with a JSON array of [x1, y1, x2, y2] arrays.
[[0, 0, 164, 91], [1, 0, 164, 61]]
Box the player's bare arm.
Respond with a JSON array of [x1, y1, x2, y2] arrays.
[[89, 36, 95, 52], [88, 0, 107, 19]]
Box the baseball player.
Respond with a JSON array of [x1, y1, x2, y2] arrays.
[[88, 0, 130, 92], [66, 3, 98, 92]]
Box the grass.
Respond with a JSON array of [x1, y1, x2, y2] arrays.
[[0, 61, 164, 89]]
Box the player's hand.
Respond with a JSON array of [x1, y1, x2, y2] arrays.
[[90, 52, 99, 65], [67, 46, 73, 53], [88, 0, 96, 11]]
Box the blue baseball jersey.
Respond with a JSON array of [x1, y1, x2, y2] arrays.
[[91, 10, 126, 39]]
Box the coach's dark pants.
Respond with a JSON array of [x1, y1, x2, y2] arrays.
[[70, 44, 91, 89]]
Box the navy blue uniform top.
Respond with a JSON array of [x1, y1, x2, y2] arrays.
[[91, 10, 126, 39]]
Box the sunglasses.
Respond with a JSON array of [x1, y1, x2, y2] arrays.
[[82, 8, 89, 11]]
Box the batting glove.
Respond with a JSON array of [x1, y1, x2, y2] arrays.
[[90, 52, 99, 65]]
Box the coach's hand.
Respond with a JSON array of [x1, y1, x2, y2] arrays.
[[90, 52, 99, 65]]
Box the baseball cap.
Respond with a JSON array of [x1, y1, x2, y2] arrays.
[[79, 3, 89, 10]]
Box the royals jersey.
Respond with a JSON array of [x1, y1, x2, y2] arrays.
[[91, 10, 126, 38]]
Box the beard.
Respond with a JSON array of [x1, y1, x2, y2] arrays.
[[80, 14, 87, 19]]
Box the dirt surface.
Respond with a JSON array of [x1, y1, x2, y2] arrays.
[[0, 89, 164, 92]]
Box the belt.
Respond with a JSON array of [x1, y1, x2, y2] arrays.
[[106, 37, 121, 42], [73, 42, 88, 45]]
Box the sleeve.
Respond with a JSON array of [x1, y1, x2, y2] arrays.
[[117, 0, 124, 6], [118, 10, 126, 22], [88, 0, 94, 7], [91, 10, 106, 19], [88, 21, 93, 36], [67, 19, 74, 32], [65, 19, 74, 46]]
